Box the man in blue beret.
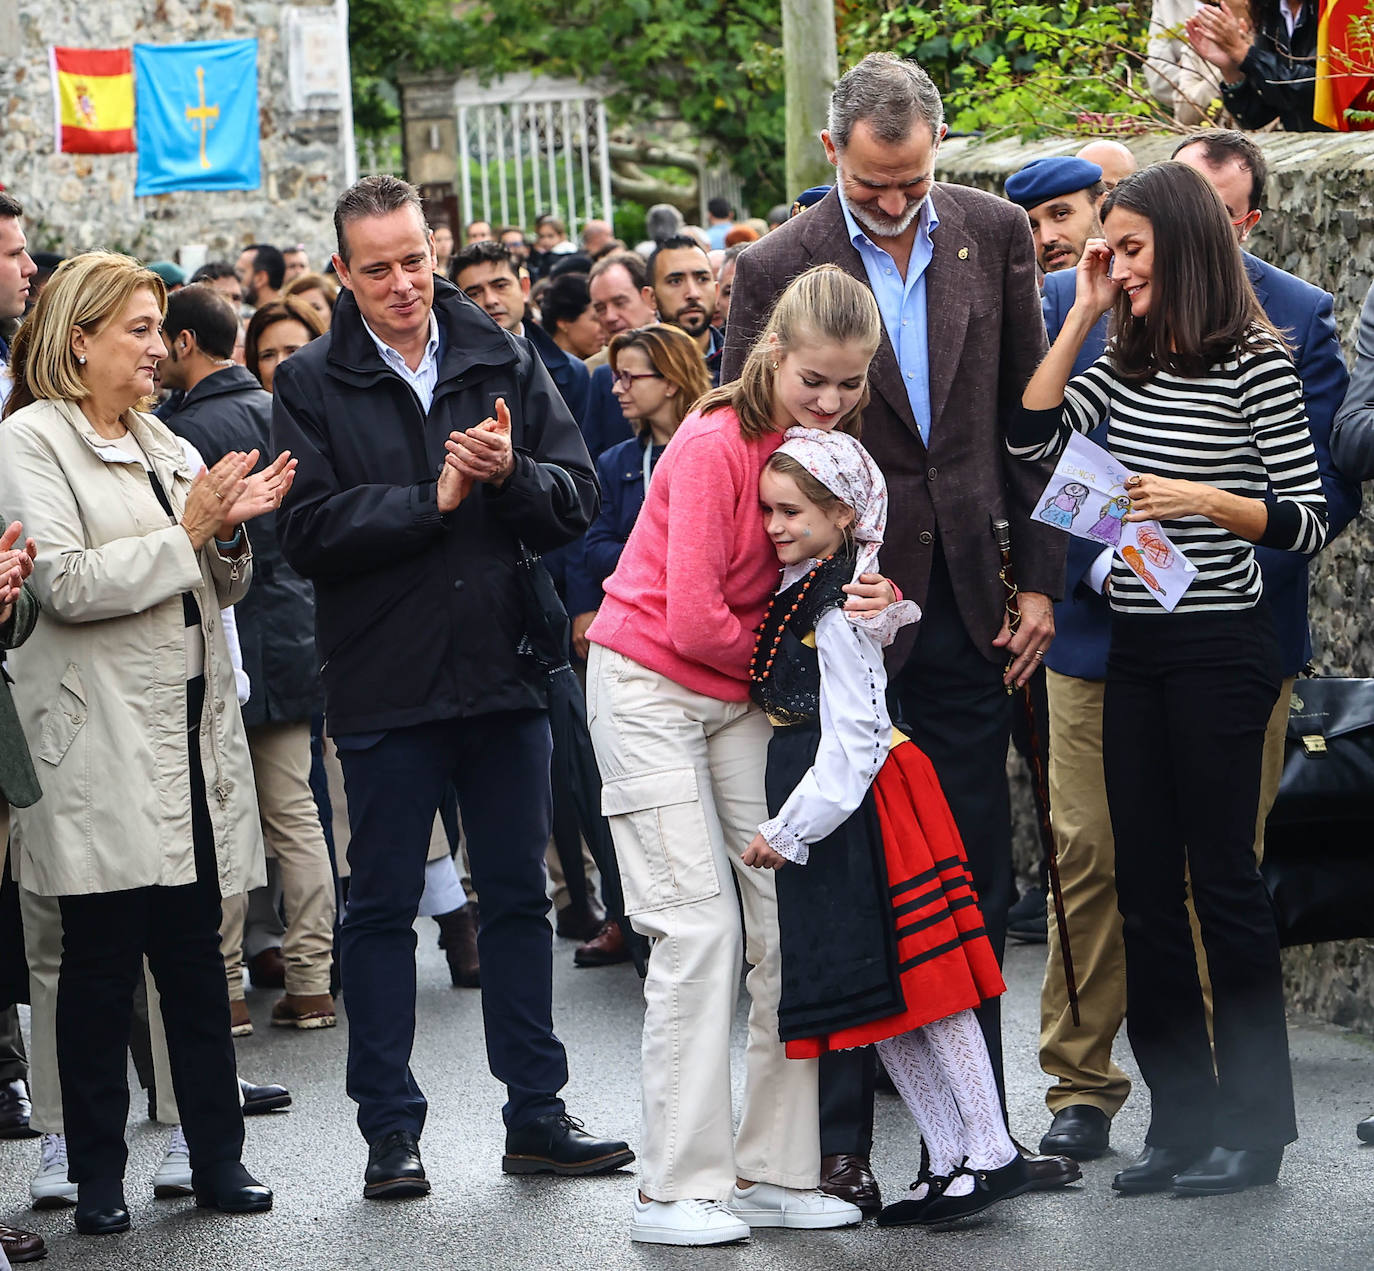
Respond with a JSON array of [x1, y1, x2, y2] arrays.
[[1004, 156, 1104, 278]]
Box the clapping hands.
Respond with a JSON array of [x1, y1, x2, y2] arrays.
[[438, 397, 516, 514], [0, 520, 37, 626]]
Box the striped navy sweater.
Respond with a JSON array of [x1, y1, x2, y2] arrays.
[[1009, 335, 1328, 615]]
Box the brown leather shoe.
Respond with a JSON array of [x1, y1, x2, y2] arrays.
[[1015, 1138, 1083, 1190], [0, 1219, 47, 1263], [434, 904, 480, 988], [819, 1152, 882, 1215], [270, 993, 337, 1029], [574, 919, 631, 967], [248, 947, 286, 990], [555, 902, 603, 942], [230, 998, 253, 1037]]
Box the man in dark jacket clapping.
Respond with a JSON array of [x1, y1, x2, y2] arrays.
[[272, 175, 628, 1202]]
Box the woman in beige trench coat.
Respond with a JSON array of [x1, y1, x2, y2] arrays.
[[0, 252, 294, 1236]]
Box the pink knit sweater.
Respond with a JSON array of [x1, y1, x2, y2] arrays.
[[588, 405, 783, 702]]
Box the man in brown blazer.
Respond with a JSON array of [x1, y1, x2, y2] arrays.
[[722, 53, 1070, 1208]]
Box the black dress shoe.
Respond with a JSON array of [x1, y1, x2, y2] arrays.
[[502, 1112, 635, 1175], [1112, 1145, 1206, 1195], [1006, 886, 1049, 943], [1040, 1105, 1111, 1161], [820, 1152, 883, 1215], [0, 1078, 38, 1140], [1013, 1138, 1083, 1190], [554, 902, 603, 943], [1358, 1114, 1374, 1144], [192, 1161, 272, 1214], [364, 1129, 430, 1199], [1172, 1146, 1282, 1197], [75, 1180, 130, 1236], [879, 1155, 1031, 1227], [239, 1076, 293, 1116]]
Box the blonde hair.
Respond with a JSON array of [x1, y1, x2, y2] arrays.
[[698, 263, 881, 440], [2, 250, 167, 419], [284, 270, 339, 309]]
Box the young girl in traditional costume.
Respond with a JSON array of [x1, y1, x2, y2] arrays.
[[744, 426, 1029, 1227]]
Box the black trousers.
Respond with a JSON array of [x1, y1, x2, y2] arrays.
[[55, 676, 243, 1184], [820, 547, 1015, 1154], [1105, 609, 1296, 1152], [336, 709, 568, 1142]]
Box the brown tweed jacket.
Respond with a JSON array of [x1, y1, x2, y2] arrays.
[[722, 184, 1064, 669]]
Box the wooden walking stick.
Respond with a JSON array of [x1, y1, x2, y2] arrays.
[[992, 516, 1080, 1026]]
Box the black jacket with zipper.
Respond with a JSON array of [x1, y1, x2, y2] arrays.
[[271, 277, 597, 735]]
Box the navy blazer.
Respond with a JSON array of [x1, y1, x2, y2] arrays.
[[1042, 255, 1359, 681], [564, 432, 660, 616]]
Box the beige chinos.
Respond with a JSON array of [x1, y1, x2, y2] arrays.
[[587, 645, 820, 1203]]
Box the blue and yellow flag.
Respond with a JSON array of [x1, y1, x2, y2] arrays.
[[134, 39, 260, 196]]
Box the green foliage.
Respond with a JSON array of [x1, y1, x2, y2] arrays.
[[840, 0, 1167, 138]]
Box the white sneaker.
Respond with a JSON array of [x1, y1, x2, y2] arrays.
[[630, 1196, 752, 1246], [727, 1181, 864, 1229], [153, 1124, 194, 1198], [31, 1132, 77, 1208]]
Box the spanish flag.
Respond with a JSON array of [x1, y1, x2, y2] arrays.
[[1315, 0, 1374, 130], [50, 47, 136, 153]]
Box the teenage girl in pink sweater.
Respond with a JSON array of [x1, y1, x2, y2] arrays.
[[586, 266, 894, 1246]]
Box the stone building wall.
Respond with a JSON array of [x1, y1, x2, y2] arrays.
[[0, 0, 349, 268], [935, 134, 1374, 1033]]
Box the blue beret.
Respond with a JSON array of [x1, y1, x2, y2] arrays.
[[1004, 157, 1103, 210], [791, 185, 832, 215]]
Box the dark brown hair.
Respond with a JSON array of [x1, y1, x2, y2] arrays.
[[608, 325, 712, 433], [244, 297, 326, 388], [1170, 129, 1268, 213], [1103, 162, 1284, 382]]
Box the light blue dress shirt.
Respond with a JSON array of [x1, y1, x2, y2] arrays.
[[838, 192, 940, 445], [363, 311, 441, 413]]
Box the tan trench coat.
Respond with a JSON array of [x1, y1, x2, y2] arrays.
[[0, 398, 265, 898]]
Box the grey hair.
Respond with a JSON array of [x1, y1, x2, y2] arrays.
[[646, 203, 685, 245], [828, 53, 944, 150], [334, 174, 426, 264], [0, 191, 23, 220]]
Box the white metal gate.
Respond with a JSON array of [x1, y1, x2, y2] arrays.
[[453, 73, 613, 237]]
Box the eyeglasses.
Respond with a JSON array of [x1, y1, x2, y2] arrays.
[[612, 370, 663, 389]]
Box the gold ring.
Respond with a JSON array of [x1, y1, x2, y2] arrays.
[[214, 490, 224, 501], [1032, 649, 1044, 658]]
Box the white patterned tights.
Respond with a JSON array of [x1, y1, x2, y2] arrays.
[[874, 1010, 1017, 1198]]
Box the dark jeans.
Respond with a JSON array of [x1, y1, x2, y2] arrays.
[[56, 676, 243, 1183], [822, 547, 1015, 1153], [336, 710, 567, 1143], [1105, 608, 1296, 1152]]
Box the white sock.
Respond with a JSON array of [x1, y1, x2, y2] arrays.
[[920, 1010, 1018, 1173], [875, 1031, 973, 1198], [416, 855, 466, 918]]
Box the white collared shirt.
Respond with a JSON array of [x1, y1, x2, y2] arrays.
[[362, 312, 441, 413]]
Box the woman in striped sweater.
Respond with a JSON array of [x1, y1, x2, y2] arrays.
[[1008, 162, 1327, 1199]]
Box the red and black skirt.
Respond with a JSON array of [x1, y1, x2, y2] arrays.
[[768, 727, 1004, 1059]]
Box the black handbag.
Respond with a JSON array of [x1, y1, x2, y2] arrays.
[[1262, 678, 1374, 947]]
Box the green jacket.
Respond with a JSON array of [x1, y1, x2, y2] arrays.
[[0, 585, 41, 808]]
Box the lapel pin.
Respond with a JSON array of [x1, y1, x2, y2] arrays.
[[958, 246, 969, 260]]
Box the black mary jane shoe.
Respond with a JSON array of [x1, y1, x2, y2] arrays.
[[1111, 1145, 1206, 1195], [75, 1181, 131, 1236], [1171, 1146, 1282, 1197], [876, 1162, 941, 1228], [192, 1161, 273, 1214], [879, 1156, 1031, 1228]]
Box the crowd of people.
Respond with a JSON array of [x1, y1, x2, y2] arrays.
[[1, 46, 1373, 1265]]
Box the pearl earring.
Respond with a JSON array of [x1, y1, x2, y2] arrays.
[[78, 355, 87, 365]]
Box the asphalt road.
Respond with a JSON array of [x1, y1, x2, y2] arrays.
[[4, 928, 1374, 1270]]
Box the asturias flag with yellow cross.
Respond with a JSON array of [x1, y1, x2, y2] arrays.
[[134, 39, 261, 196], [50, 47, 136, 153]]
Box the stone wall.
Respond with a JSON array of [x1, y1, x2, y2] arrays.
[[0, 0, 349, 269], [937, 134, 1374, 1033]]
